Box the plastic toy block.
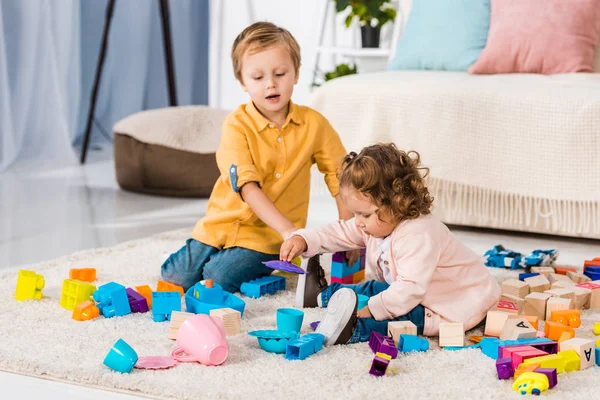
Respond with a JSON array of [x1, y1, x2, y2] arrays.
[[210, 308, 242, 336], [513, 372, 549, 396], [368, 331, 398, 359], [69, 268, 96, 282], [387, 321, 417, 345], [594, 322, 600, 335], [285, 333, 325, 360], [500, 345, 538, 360], [135, 285, 153, 308], [514, 363, 540, 379], [60, 279, 97, 311], [151, 292, 181, 322], [507, 314, 539, 330], [369, 352, 392, 377], [15, 270, 45, 301], [500, 318, 537, 341], [596, 348, 600, 366], [93, 282, 132, 318], [331, 249, 366, 279], [481, 337, 553, 360], [550, 309, 580, 328], [126, 288, 149, 313], [330, 274, 354, 284], [583, 258, 600, 274], [544, 321, 575, 341], [559, 338, 596, 369], [72, 300, 100, 321], [511, 349, 549, 369], [352, 269, 365, 283], [558, 349, 581, 372], [554, 266, 577, 275], [534, 368, 557, 389], [519, 272, 539, 281], [524, 350, 580, 373], [398, 334, 429, 353], [240, 275, 286, 298], [156, 280, 184, 296], [168, 311, 195, 339], [185, 281, 245, 316], [496, 357, 513, 379]]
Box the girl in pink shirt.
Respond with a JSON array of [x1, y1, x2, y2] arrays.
[[280, 143, 500, 346]]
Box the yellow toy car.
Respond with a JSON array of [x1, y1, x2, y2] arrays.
[[513, 372, 549, 396]]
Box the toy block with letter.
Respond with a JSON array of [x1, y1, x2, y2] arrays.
[[485, 310, 512, 337], [331, 249, 366, 284], [15, 270, 45, 301], [500, 318, 537, 341], [523, 292, 552, 320], [559, 338, 596, 369], [60, 279, 97, 311], [439, 322, 464, 347], [69, 268, 96, 282], [496, 300, 519, 314], [210, 307, 242, 336], [508, 314, 539, 330], [501, 278, 529, 298], [524, 274, 551, 293], [545, 297, 572, 321], [500, 294, 524, 313], [387, 321, 417, 345]]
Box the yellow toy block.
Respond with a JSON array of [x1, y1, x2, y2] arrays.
[[60, 279, 97, 310], [523, 353, 566, 373], [558, 349, 581, 372], [15, 270, 45, 301], [513, 372, 549, 396], [594, 322, 600, 335]]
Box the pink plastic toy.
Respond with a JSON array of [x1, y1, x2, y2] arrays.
[[171, 314, 228, 366]]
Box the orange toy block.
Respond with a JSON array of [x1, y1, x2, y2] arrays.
[[554, 266, 577, 275], [157, 280, 184, 296], [550, 309, 581, 328], [545, 297, 572, 321], [508, 314, 539, 330], [135, 285, 153, 308], [69, 268, 96, 282], [352, 269, 365, 283], [514, 363, 540, 379], [583, 258, 600, 274], [544, 321, 575, 341], [72, 300, 100, 321]]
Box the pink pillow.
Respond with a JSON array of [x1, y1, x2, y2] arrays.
[[470, 0, 600, 74]]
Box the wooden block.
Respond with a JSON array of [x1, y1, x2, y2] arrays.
[[210, 307, 242, 336], [508, 314, 539, 330], [484, 310, 512, 337], [544, 288, 575, 304], [524, 274, 551, 293], [500, 294, 525, 313], [559, 338, 596, 369], [575, 282, 600, 309], [495, 300, 519, 314], [439, 322, 464, 347], [545, 297, 572, 320], [501, 279, 530, 298], [551, 280, 575, 289], [571, 286, 592, 309], [530, 266, 555, 276], [388, 321, 417, 345], [566, 271, 591, 284], [168, 311, 195, 340], [523, 292, 552, 320], [500, 318, 537, 341], [547, 274, 573, 285], [554, 266, 577, 275]]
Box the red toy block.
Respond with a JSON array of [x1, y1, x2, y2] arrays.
[[554, 266, 577, 275], [69, 268, 96, 282], [583, 258, 600, 274], [157, 280, 184, 296], [331, 275, 354, 284]]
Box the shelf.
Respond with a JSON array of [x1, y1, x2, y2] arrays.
[[316, 47, 390, 58]]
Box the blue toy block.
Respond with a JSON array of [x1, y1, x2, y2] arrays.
[[480, 337, 553, 360], [185, 282, 245, 316], [519, 272, 540, 281], [368, 331, 398, 359], [285, 333, 324, 360], [584, 266, 600, 281], [398, 334, 429, 353], [444, 343, 482, 351], [331, 249, 366, 279], [152, 292, 181, 322], [240, 275, 286, 298], [524, 249, 558, 267], [596, 347, 600, 367], [93, 282, 131, 318]]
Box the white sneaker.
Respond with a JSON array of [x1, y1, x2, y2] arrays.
[[316, 288, 358, 346]]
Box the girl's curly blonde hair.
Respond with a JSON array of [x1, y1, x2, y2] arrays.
[[339, 143, 434, 224]]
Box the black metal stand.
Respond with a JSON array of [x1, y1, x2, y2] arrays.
[[80, 0, 178, 164]]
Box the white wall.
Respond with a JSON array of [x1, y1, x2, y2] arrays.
[[208, 0, 397, 111]]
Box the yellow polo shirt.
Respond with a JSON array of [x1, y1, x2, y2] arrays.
[[192, 101, 347, 255]]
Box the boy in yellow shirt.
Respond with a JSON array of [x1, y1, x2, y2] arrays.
[[161, 22, 356, 292]]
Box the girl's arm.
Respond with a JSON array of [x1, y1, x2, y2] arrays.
[[368, 233, 441, 321], [241, 182, 297, 239]]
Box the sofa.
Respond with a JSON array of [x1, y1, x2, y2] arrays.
[[310, 1, 600, 240]]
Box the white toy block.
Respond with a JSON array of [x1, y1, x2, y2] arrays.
[[545, 297, 572, 321], [439, 322, 464, 347]]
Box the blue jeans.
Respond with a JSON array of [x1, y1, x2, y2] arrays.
[[321, 280, 425, 344], [160, 238, 278, 293]]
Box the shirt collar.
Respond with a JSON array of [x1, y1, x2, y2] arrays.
[[246, 100, 303, 132]]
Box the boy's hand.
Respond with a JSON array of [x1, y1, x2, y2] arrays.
[[345, 249, 361, 266], [280, 236, 308, 262], [357, 305, 373, 319]]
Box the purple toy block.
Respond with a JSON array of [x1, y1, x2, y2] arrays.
[[310, 320, 320, 331], [369, 354, 390, 377], [496, 357, 514, 380], [368, 331, 398, 359], [534, 368, 557, 389], [126, 288, 149, 313], [332, 249, 366, 265]]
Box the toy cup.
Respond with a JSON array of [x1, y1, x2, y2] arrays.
[[103, 338, 139, 373], [171, 314, 228, 366], [357, 295, 369, 310], [276, 308, 304, 333]]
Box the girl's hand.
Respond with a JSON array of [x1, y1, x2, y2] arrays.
[[280, 236, 308, 262], [345, 249, 361, 266], [357, 305, 373, 319]]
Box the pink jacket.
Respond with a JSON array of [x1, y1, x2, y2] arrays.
[[294, 214, 501, 336]]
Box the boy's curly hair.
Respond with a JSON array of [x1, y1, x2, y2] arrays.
[[339, 143, 434, 224]]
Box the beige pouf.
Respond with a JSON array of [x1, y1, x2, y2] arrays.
[[113, 106, 229, 197]]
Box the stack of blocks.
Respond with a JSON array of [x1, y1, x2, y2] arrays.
[[331, 249, 366, 284]]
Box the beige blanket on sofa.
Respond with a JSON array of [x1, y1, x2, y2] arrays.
[[310, 71, 600, 239]]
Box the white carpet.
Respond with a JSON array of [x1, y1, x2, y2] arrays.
[[1, 229, 599, 400]]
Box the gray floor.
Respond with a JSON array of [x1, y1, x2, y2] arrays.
[[1, 149, 599, 399]]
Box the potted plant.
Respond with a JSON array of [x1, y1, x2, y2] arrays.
[[313, 63, 358, 87], [334, 0, 397, 48]]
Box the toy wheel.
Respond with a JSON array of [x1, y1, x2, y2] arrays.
[[532, 389, 540, 396]]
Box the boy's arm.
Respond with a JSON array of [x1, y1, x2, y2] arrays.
[[312, 115, 347, 198], [240, 182, 296, 239]]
